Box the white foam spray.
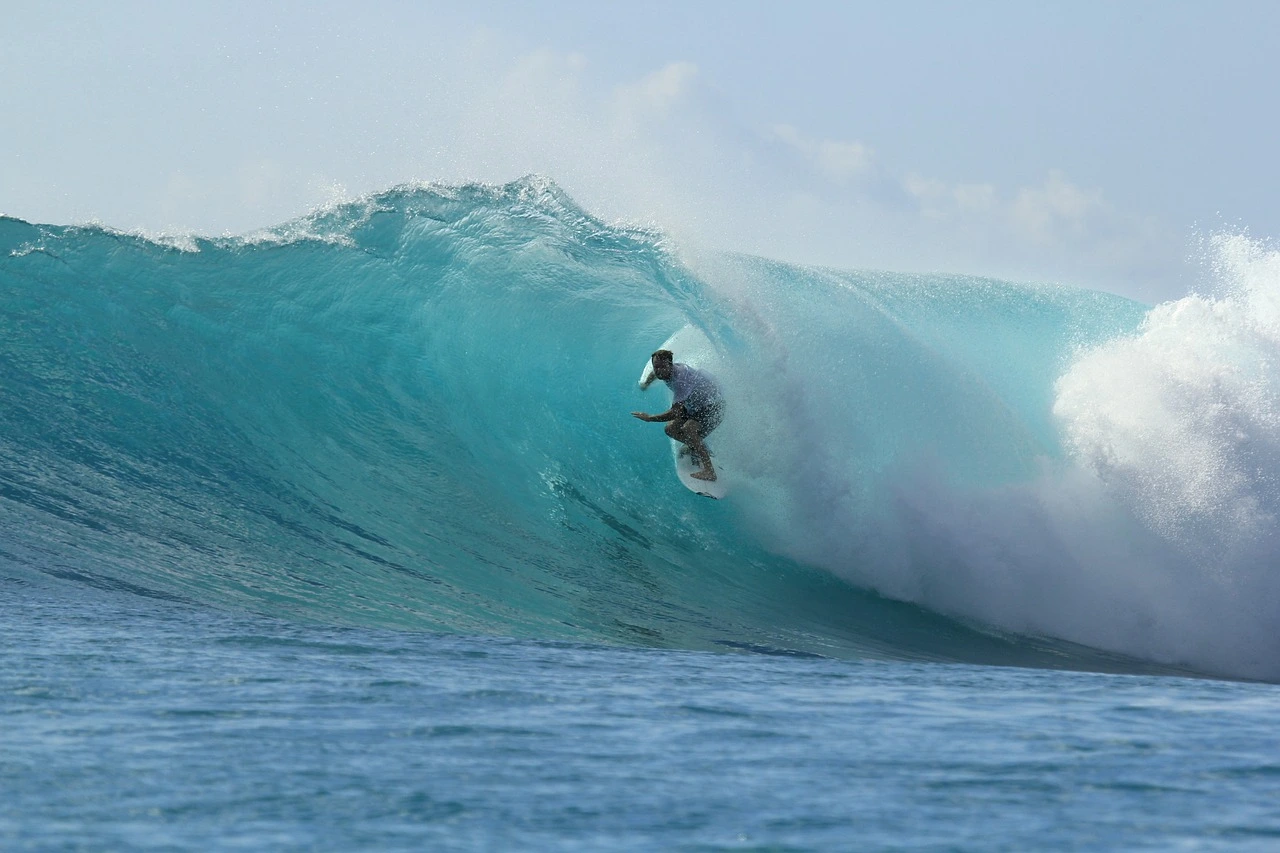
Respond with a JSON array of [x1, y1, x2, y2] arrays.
[[721, 237, 1280, 679]]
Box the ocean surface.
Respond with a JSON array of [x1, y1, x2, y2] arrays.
[[3, 177, 1279, 849]]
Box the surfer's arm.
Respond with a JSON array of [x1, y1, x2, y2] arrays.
[[632, 403, 683, 422], [639, 374, 657, 391]]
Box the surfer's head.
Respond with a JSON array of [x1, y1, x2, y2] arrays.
[[651, 349, 674, 380]]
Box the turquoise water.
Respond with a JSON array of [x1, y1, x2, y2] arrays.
[[4, 177, 1280, 848]]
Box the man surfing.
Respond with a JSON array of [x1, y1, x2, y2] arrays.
[[632, 349, 724, 482]]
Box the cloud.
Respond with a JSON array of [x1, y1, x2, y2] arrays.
[[773, 123, 874, 183], [499, 48, 589, 101], [904, 168, 1112, 248], [903, 173, 997, 218], [1011, 170, 1107, 243], [614, 61, 698, 116], [893, 166, 1180, 299]]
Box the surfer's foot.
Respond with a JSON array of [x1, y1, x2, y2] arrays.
[[690, 469, 717, 482]]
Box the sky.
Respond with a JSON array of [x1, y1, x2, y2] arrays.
[[3, 1, 1278, 303]]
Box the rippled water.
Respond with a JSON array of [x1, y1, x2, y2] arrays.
[[5, 575, 1279, 851]]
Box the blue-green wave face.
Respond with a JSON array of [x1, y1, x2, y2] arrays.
[[2, 178, 1277, 680]]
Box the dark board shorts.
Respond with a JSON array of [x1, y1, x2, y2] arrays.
[[680, 398, 724, 436]]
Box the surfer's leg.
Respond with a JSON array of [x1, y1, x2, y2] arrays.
[[681, 420, 717, 482], [665, 418, 712, 477], [664, 418, 694, 447]]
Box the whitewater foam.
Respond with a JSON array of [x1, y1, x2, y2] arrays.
[[723, 233, 1280, 679]]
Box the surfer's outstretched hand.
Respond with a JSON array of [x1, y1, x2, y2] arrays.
[[631, 412, 653, 421]]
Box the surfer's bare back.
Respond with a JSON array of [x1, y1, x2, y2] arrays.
[[632, 349, 725, 482]]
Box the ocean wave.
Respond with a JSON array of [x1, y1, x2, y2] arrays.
[[1, 178, 1274, 679]]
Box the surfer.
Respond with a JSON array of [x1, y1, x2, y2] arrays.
[[632, 349, 724, 482]]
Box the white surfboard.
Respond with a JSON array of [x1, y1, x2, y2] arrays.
[[638, 325, 728, 499]]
